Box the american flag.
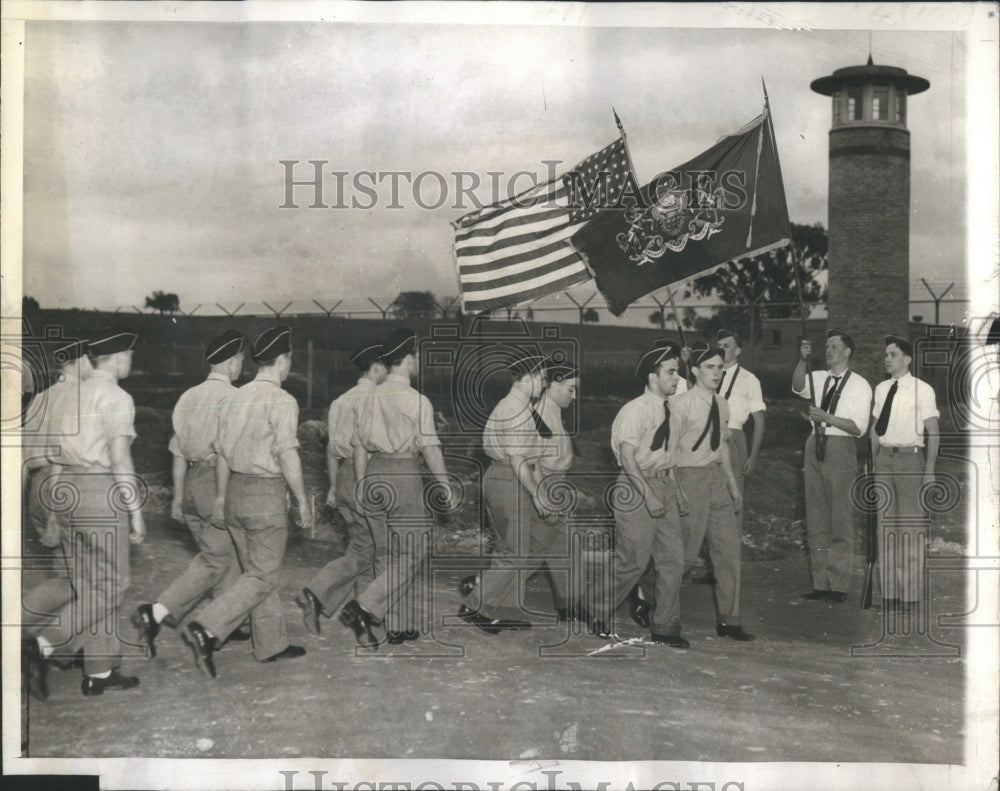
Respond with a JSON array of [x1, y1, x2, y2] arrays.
[[453, 138, 632, 314]]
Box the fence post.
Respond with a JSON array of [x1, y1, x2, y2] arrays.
[[307, 339, 314, 411]]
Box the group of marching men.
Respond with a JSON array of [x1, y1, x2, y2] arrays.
[[20, 319, 938, 699]]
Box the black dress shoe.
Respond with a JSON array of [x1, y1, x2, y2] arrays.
[[457, 604, 501, 635], [898, 600, 918, 614], [23, 638, 48, 701], [133, 604, 161, 658], [716, 623, 756, 642], [183, 620, 218, 679], [827, 591, 848, 604], [493, 618, 531, 630], [651, 632, 690, 649], [296, 588, 322, 636], [81, 668, 140, 696], [262, 644, 306, 662], [339, 600, 379, 650], [627, 586, 652, 629], [457, 574, 479, 597], [587, 619, 614, 639], [801, 589, 831, 600], [881, 597, 900, 611], [226, 625, 253, 643], [386, 631, 406, 645], [403, 629, 419, 641]]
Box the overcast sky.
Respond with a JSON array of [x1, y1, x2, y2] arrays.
[[14, 5, 987, 321]]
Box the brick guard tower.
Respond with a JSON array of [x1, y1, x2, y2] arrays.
[[811, 57, 929, 384]]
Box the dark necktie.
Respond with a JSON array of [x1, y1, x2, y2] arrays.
[[820, 375, 841, 412], [692, 396, 721, 452], [874, 381, 898, 437], [649, 399, 671, 451], [562, 413, 582, 457], [531, 406, 553, 439]]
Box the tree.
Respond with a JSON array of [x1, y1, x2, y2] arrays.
[[648, 310, 665, 330], [687, 222, 827, 339], [22, 295, 39, 311], [145, 290, 180, 315], [390, 290, 439, 319], [582, 307, 600, 324]]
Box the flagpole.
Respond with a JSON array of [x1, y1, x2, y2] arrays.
[[664, 286, 693, 385], [762, 76, 818, 413], [664, 286, 687, 348], [613, 107, 641, 190]]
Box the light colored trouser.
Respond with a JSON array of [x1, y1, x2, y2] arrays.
[[728, 429, 749, 498], [803, 434, 859, 594], [159, 463, 241, 621], [24, 469, 132, 675], [875, 448, 927, 602], [604, 472, 684, 634], [26, 465, 66, 547], [356, 456, 429, 633], [677, 464, 742, 624], [197, 474, 289, 661], [306, 459, 376, 615], [671, 428, 748, 579], [471, 463, 570, 619]]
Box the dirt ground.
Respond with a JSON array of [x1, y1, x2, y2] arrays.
[[19, 399, 971, 764]]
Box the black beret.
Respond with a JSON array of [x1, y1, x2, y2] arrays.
[[252, 326, 292, 362], [653, 337, 682, 355], [205, 330, 244, 364], [53, 338, 88, 366], [884, 334, 913, 357], [826, 327, 856, 353], [350, 342, 384, 371], [88, 327, 137, 357], [507, 353, 548, 379], [716, 328, 738, 342], [690, 341, 724, 367], [381, 328, 416, 365], [547, 364, 578, 383], [636, 346, 679, 379]]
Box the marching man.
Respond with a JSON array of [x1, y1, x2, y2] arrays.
[[589, 344, 688, 647], [673, 342, 753, 641], [135, 330, 248, 657]]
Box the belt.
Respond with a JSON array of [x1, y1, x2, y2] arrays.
[[62, 464, 112, 474], [373, 452, 416, 460], [187, 459, 215, 468], [879, 445, 922, 455], [639, 468, 673, 479]]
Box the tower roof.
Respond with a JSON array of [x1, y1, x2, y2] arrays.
[[811, 59, 929, 96]]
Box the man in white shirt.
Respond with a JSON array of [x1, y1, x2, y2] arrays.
[[792, 328, 873, 603], [871, 334, 939, 614]]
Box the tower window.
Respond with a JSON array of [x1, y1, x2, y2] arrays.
[[895, 92, 906, 123], [873, 86, 889, 120], [847, 86, 863, 120]]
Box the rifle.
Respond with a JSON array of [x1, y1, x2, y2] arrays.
[[859, 436, 878, 610]]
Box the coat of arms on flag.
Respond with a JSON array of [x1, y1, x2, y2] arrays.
[[617, 172, 727, 265], [572, 103, 792, 316]]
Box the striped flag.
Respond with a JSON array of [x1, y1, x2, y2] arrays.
[[452, 138, 633, 314]]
